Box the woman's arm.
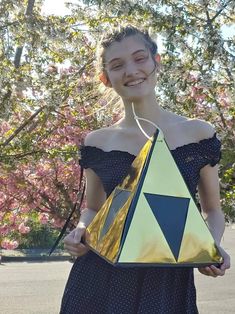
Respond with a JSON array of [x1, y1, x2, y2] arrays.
[[63, 131, 107, 257], [198, 164, 230, 276], [198, 164, 224, 244], [63, 168, 106, 257]]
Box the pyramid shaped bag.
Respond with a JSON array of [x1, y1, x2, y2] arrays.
[[85, 128, 223, 267]]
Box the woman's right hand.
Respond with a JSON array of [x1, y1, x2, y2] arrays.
[[63, 224, 89, 257]]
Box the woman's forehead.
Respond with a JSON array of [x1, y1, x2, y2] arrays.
[[104, 36, 148, 64]]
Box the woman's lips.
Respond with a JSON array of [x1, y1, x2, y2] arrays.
[[124, 78, 146, 86]]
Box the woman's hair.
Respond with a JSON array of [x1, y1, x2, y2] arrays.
[[97, 25, 158, 73]]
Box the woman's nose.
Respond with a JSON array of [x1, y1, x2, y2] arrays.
[[124, 61, 139, 76]]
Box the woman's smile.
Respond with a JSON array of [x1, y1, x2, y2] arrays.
[[124, 78, 146, 87]]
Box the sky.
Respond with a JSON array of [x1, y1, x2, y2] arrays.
[[41, 0, 77, 15]]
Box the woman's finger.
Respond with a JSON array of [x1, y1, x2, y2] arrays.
[[63, 233, 76, 245], [64, 243, 89, 257], [210, 265, 225, 276], [65, 246, 88, 257], [198, 267, 217, 277]]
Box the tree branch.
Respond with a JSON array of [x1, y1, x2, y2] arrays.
[[14, 47, 24, 68], [209, 90, 234, 140], [1, 106, 45, 147], [0, 150, 44, 159], [54, 180, 74, 210], [21, 177, 60, 216], [13, 0, 36, 68], [211, 0, 233, 23], [0, 21, 19, 31], [25, 0, 35, 15]]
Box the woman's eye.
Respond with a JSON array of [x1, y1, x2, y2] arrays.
[[136, 56, 147, 62], [111, 64, 123, 70]]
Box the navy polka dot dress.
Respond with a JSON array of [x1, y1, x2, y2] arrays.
[[60, 133, 221, 314]]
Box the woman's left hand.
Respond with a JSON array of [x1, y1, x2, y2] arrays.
[[198, 246, 231, 277]]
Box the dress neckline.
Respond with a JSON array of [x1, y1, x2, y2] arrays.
[[81, 133, 218, 158]]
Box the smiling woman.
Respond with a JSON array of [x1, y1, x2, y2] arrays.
[[60, 25, 230, 314]]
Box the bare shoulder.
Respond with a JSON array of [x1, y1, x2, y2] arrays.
[[185, 118, 215, 141], [84, 126, 117, 148], [166, 111, 216, 147], [165, 111, 215, 139]]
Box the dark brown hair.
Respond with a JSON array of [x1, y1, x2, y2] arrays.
[[97, 25, 158, 73]]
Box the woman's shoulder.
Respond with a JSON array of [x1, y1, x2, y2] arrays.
[[163, 110, 217, 149], [84, 114, 217, 151], [169, 113, 216, 143], [84, 125, 118, 149], [182, 118, 215, 140]]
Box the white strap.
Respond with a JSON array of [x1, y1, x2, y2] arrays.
[[131, 103, 164, 141]]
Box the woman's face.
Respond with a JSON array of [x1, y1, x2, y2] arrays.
[[104, 35, 157, 101]]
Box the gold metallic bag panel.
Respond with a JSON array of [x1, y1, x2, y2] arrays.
[[85, 130, 223, 267]]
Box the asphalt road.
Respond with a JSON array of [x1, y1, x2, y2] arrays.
[[0, 261, 71, 314], [195, 226, 235, 314], [0, 226, 234, 314]]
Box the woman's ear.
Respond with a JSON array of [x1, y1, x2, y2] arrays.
[[155, 54, 161, 64], [99, 72, 112, 87]]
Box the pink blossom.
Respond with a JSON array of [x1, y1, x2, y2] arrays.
[[51, 218, 65, 228], [1, 239, 19, 250], [18, 223, 30, 234], [190, 86, 206, 102], [0, 121, 11, 136], [19, 206, 30, 213], [9, 213, 17, 224], [46, 64, 58, 75], [38, 213, 49, 224], [10, 240, 19, 249], [0, 224, 10, 236]]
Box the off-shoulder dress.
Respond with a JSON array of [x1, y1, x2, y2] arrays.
[[60, 133, 221, 314]]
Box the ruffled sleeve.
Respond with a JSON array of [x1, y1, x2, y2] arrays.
[[198, 133, 221, 168], [78, 146, 108, 190], [78, 145, 136, 196], [78, 145, 99, 169]]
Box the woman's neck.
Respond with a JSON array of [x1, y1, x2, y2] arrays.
[[120, 95, 165, 133]]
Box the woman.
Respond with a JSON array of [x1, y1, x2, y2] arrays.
[[61, 26, 230, 313]]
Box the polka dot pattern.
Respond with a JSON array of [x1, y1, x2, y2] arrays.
[[60, 134, 221, 314]]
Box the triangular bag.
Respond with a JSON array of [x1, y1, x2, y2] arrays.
[[85, 130, 223, 267]]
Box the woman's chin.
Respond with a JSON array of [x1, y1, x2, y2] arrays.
[[122, 92, 151, 102]]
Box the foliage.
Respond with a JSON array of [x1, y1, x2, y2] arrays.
[[0, 0, 234, 248], [18, 219, 63, 249]]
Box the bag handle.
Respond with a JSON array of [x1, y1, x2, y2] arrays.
[[48, 167, 86, 256]]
